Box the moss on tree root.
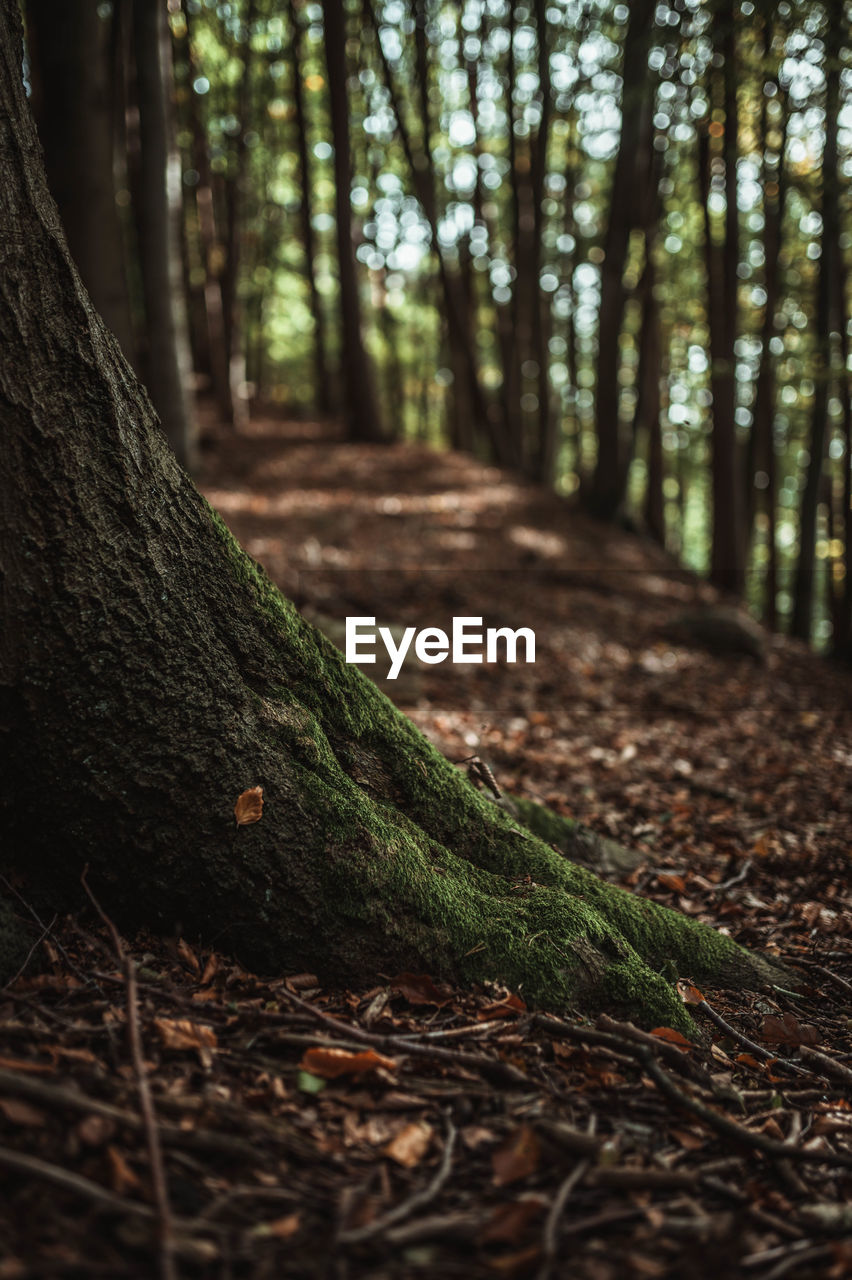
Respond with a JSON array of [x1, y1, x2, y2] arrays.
[[197, 508, 791, 1034]]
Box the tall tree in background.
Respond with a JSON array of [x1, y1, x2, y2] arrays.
[[746, 21, 788, 629], [590, 0, 655, 519], [792, 1, 841, 640], [181, 0, 235, 426], [131, 0, 196, 470], [322, 0, 385, 442], [699, 0, 744, 593], [25, 0, 135, 361], [288, 0, 333, 416], [220, 0, 257, 430]]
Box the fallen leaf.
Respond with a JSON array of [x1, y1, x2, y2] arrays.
[[676, 980, 706, 1005], [384, 1121, 433, 1167], [650, 1027, 692, 1049], [200, 952, 220, 986], [390, 972, 453, 1007], [250, 1213, 301, 1239], [479, 1196, 547, 1243], [177, 939, 200, 976], [0, 1097, 45, 1127], [106, 1145, 140, 1194], [477, 992, 527, 1020], [657, 873, 686, 893], [153, 1018, 218, 1052], [760, 1012, 820, 1047], [299, 1047, 397, 1079], [76, 1114, 115, 1147], [492, 1126, 541, 1187], [234, 786, 263, 825]]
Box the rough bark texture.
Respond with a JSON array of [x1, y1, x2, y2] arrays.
[[322, 0, 384, 444], [132, 0, 197, 470], [0, 1, 790, 1031], [25, 0, 136, 361]]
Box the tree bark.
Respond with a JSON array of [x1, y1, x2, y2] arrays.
[[700, 2, 745, 594], [288, 0, 333, 417], [25, 0, 136, 362], [131, 0, 197, 470], [322, 0, 385, 443], [792, 2, 841, 641], [0, 0, 791, 1030], [589, 0, 654, 520]]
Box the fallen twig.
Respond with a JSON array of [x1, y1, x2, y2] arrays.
[[81, 867, 177, 1280]]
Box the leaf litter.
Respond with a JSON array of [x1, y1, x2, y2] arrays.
[[1, 414, 851, 1278]]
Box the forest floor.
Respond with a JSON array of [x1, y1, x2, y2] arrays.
[[2, 412, 852, 1279]]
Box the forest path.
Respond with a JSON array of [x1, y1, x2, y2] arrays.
[[200, 412, 852, 952]]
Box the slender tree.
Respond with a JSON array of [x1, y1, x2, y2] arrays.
[[699, 0, 744, 593], [288, 0, 333, 415], [322, 0, 385, 442], [590, 0, 655, 519], [792, 2, 841, 640], [131, 0, 197, 469], [25, 0, 135, 361]]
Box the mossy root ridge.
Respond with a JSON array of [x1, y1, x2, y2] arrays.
[[199, 512, 791, 1034]]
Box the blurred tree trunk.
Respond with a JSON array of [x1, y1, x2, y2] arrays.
[[833, 245, 852, 660], [25, 0, 135, 362], [748, 46, 788, 630], [699, 1, 744, 594], [632, 125, 664, 546], [367, 0, 511, 459], [131, 0, 197, 471], [288, 0, 332, 416], [590, 0, 654, 519], [529, 0, 554, 484], [182, 0, 235, 426], [322, 0, 385, 442], [221, 0, 257, 430], [792, 5, 840, 640]]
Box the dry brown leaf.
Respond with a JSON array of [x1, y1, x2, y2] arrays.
[[153, 1017, 218, 1052], [760, 1012, 820, 1047], [234, 786, 264, 826], [0, 1097, 45, 1127], [251, 1213, 301, 1240], [492, 1126, 541, 1187], [299, 1047, 397, 1079], [478, 1196, 547, 1244], [200, 952, 220, 986], [389, 972, 452, 1007], [649, 1026, 692, 1049], [676, 980, 706, 1005], [76, 1114, 115, 1147], [177, 938, 201, 976], [477, 992, 527, 1020], [106, 1145, 141, 1194], [384, 1120, 433, 1168]]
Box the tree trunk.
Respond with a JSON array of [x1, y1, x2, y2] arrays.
[[701, 3, 745, 594], [0, 0, 790, 1031], [182, 0, 235, 427], [288, 0, 333, 417], [589, 0, 654, 520], [25, 0, 136, 362], [131, 0, 197, 471], [792, 3, 840, 641], [322, 0, 384, 443]]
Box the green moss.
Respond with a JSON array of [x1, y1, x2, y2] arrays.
[[200, 497, 790, 1032]]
